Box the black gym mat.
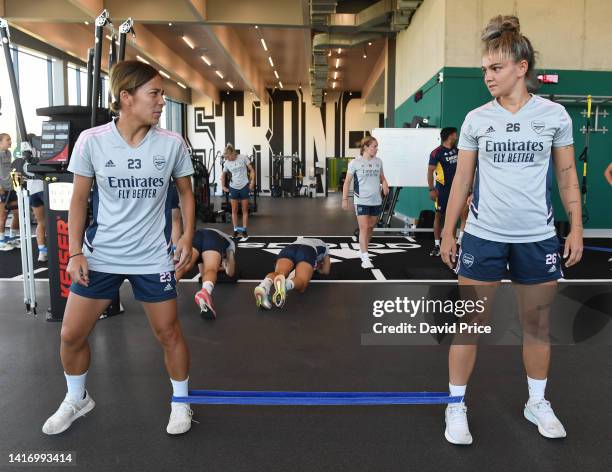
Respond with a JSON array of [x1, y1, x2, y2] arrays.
[[1, 236, 611, 281]]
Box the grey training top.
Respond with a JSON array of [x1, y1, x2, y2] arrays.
[[294, 237, 329, 264], [458, 95, 573, 243], [0, 150, 12, 190], [68, 120, 194, 274], [223, 154, 251, 190], [347, 156, 383, 206]]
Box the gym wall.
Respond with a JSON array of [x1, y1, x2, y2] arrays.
[[392, 0, 612, 229], [187, 89, 381, 194]]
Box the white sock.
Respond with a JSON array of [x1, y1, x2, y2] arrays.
[[9, 228, 16, 238], [361, 252, 370, 260], [65, 371, 87, 402], [0, 232, 4, 241], [449, 383, 466, 400], [458, 231, 464, 244], [202, 281, 214, 294], [527, 376, 547, 402], [435, 239, 440, 247], [170, 377, 189, 398], [260, 277, 273, 293], [285, 279, 294, 291]]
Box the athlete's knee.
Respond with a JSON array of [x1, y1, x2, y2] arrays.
[[155, 323, 182, 348], [60, 326, 86, 348], [293, 277, 308, 293]]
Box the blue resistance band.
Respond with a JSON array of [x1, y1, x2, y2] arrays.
[[172, 390, 463, 405]]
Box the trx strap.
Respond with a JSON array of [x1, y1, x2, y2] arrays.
[[172, 390, 463, 406], [578, 95, 591, 223]]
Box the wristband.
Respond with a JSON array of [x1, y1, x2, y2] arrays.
[[69, 252, 83, 259]]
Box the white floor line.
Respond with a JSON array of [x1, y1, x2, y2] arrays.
[[10, 267, 48, 281], [371, 269, 387, 281]]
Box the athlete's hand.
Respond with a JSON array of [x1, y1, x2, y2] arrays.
[[174, 237, 193, 272], [222, 186, 229, 193], [67, 254, 89, 287], [249, 181, 255, 191], [563, 229, 583, 268], [342, 198, 349, 210], [440, 233, 457, 270], [382, 181, 390, 196], [429, 189, 438, 201]]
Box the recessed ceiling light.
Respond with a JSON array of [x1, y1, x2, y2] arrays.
[[278, 81, 283, 88], [363, 53, 367, 59], [333, 71, 338, 80], [226, 81, 234, 89], [268, 57, 274, 67], [254, 25, 259, 29], [215, 70, 224, 79], [136, 55, 150, 64], [335, 58, 340, 68], [260, 38, 268, 51], [159, 70, 170, 79], [168, 22, 173, 26], [274, 70, 279, 79], [332, 82, 336, 89], [328, 50, 331, 57], [337, 48, 342, 54], [368, 42, 372, 46], [177, 82, 186, 89], [182, 35, 195, 49], [84, 21, 89, 25], [201, 55, 211, 66]]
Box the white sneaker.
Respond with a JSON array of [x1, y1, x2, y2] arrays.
[[444, 403, 473, 445], [361, 257, 374, 269], [38, 251, 48, 262], [7, 237, 20, 248], [42, 391, 95, 435], [0, 240, 14, 251], [166, 402, 193, 435], [524, 399, 567, 438]]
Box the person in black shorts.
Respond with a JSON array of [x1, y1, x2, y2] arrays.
[[254, 237, 331, 309], [175, 228, 236, 319]]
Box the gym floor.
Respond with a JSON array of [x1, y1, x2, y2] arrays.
[[1, 194, 611, 471]]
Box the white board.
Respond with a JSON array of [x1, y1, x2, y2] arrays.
[[371, 128, 441, 187]]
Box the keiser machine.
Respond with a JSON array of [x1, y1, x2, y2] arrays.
[[1, 11, 130, 320]]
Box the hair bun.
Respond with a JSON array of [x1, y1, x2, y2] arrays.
[[481, 15, 520, 41]]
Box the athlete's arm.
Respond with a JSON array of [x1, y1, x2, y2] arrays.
[[318, 255, 332, 275], [605, 162, 612, 186], [427, 165, 437, 201], [174, 176, 195, 272], [440, 149, 477, 269], [221, 170, 229, 193], [553, 144, 583, 267], [342, 172, 353, 210], [247, 163, 256, 191], [67, 174, 93, 286], [380, 169, 389, 196]]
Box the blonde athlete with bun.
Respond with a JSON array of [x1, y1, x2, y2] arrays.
[[440, 16, 583, 445]]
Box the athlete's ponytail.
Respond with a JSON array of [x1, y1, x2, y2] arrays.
[[481, 15, 539, 92]]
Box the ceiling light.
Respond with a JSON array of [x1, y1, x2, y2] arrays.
[[299, 85, 302, 89], [168, 22, 173, 26], [177, 82, 186, 89], [136, 55, 150, 64], [84, 21, 89, 25], [328, 50, 332, 57], [268, 57, 274, 67], [215, 70, 224, 79], [333, 71, 338, 80], [182, 35, 195, 49], [254, 25, 259, 29], [159, 70, 170, 79], [278, 81, 283, 88], [260, 38, 268, 51], [368, 42, 372, 46], [274, 70, 279, 79], [226, 81, 234, 89], [363, 53, 367, 59], [332, 82, 336, 89], [335, 58, 340, 68], [201, 55, 211, 66], [337, 48, 342, 54]]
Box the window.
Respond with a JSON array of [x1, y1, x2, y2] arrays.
[[162, 98, 183, 135], [17, 47, 52, 138], [252, 101, 261, 127]]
